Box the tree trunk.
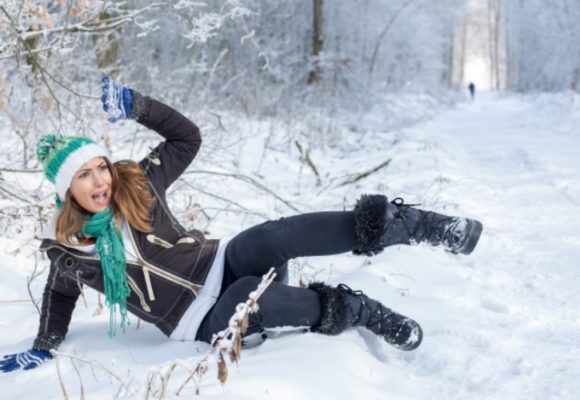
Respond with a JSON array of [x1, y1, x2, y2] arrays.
[[457, 17, 467, 86], [445, 21, 454, 87], [493, 0, 501, 89], [487, 0, 495, 90], [308, 0, 324, 85]]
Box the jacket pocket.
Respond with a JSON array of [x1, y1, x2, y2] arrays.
[[57, 254, 100, 285], [146, 234, 197, 249]]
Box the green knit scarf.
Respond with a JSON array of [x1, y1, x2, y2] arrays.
[[82, 207, 130, 337]]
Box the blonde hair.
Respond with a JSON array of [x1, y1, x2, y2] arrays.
[[56, 159, 155, 245]]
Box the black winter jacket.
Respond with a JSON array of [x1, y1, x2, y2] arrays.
[[33, 98, 219, 351]]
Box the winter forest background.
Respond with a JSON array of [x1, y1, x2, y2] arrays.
[[1, 1, 580, 399], [2, 0, 580, 143]]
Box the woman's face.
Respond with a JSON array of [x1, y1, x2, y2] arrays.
[[69, 157, 113, 214]]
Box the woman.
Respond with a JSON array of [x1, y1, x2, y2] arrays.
[[0, 77, 482, 373]]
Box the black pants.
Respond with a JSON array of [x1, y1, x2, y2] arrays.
[[195, 211, 357, 342]]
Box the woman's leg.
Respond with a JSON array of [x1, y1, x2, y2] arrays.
[[225, 211, 356, 280], [195, 277, 422, 351], [224, 196, 482, 281], [196, 276, 321, 343]]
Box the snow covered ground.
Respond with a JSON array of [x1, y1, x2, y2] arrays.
[[1, 91, 579, 399]]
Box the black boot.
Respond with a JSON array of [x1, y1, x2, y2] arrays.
[[353, 194, 482, 256], [309, 282, 423, 351]]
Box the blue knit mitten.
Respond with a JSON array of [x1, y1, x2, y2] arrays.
[[0, 350, 53, 373], [101, 76, 133, 123]]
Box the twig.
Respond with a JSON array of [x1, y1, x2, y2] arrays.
[[0, 298, 41, 304], [368, 0, 416, 78], [70, 359, 85, 400], [237, 11, 269, 71], [15, 3, 165, 41], [0, 181, 35, 204], [75, 272, 88, 309], [337, 158, 391, 187], [294, 140, 321, 186], [204, 48, 229, 100], [180, 182, 269, 220], [175, 267, 277, 395], [0, 45, 53, 61], [205, 110, 227, 132], [51, 350, 132, 395], [93, 293, 104, 316], [26, 253, 44, 315], [0, 168, 42, 174], [54, 354, 70, 400], [179, 206, 270, 220], [184, 170, 300, 212]]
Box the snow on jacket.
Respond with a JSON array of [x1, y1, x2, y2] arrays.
[[33, 97, 219, 351]]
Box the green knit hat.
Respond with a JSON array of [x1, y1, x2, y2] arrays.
[[36, 133, 109, 201]]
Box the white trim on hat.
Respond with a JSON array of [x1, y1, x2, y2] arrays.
[[55, 143, 109, 200]]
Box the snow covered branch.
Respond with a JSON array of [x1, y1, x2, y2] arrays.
[[177, 0, 252, 47], [143, 267, 277, 397], [51, 349, 134, 399], [184, 170, 301, 212], [0, 2, 164, 61]]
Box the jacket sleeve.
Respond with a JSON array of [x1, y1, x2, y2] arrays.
[[32, 260, 81, 351], [135, 93, 202, 190]]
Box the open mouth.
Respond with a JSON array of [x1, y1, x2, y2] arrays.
[[91, 190, 110, 207]]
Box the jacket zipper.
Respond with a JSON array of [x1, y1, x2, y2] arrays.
[[142, 267, 156, 301], [147, 182, 189, 237], [127, 228, 202, 297], [127, 276, 152, 312]]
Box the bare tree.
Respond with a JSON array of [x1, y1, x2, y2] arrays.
[[308, 0, 324, 85], [503, 0, 580, 91]]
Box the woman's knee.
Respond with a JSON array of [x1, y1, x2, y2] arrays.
[[225, 220, 292, 277], [228, 219, 287, 254], [220, 276, 263, 308]]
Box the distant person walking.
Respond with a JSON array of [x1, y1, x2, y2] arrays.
[[468, 82, 476, 100]]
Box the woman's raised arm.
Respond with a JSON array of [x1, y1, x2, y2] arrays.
[[101, 76, 202, 190]]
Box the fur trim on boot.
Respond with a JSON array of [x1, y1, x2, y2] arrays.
[[353, 194, 388, 256], [309, 282, 348, 335]]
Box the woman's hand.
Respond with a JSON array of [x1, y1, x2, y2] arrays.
[[0, 350, 53, 373], [101, 76, 133, 123]]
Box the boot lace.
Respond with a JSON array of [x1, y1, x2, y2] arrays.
[[390, 197, 457, 247], [337, 284, 393, 331], [390, 197, 431, 244], [337, 284, 417, 348]]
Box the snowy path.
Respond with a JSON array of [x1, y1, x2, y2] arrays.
[[1, 93, 579, 399], [397, 92, 580, 399]]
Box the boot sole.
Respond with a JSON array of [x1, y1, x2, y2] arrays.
[[457, 219, 483, 255], [394, 321, 423, 351]]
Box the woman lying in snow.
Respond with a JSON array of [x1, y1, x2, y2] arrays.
[[1, 77, 482, 372]]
